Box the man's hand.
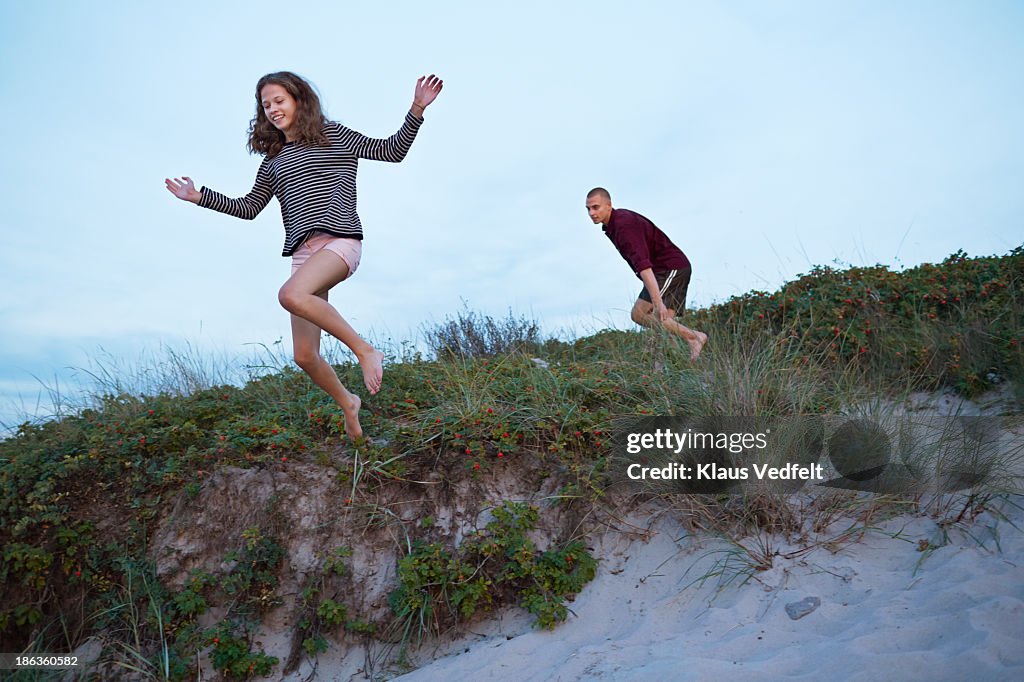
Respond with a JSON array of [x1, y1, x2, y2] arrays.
[[639, 268, 671, 322], [411, 74, 444, 116]]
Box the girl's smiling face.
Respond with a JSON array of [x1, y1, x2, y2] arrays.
[[261, 84, 298, 140]]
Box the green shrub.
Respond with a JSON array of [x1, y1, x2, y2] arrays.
[[390, 502, 597, 635]]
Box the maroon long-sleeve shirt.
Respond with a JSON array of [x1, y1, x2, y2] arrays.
[[602, 208, 690, 278]]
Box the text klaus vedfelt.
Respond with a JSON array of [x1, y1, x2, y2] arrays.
[[624, 428, 825, 481]]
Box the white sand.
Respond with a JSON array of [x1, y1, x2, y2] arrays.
[[391, 498, 1024, 682], [276, 391, 1024, 681]]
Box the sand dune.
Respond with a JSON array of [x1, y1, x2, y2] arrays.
[[391, 497, 1023, 682]]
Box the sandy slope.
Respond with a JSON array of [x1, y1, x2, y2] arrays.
[[389, 498, 1023, 682], [269, 389, 1023, 681], [385, 392, 1024, 682]]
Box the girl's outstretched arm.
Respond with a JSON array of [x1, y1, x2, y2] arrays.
[[167, 162, 274, 220], [345, 75, 444, 163], [165, 176, 202, 203]]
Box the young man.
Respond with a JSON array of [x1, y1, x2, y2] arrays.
[[586, 187, 707, 360]]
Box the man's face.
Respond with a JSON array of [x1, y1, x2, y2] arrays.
[[586, 194, 612, 225]]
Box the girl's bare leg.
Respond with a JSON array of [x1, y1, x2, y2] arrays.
[[278, 250, 385, 394], [290, 295, 364, 440]]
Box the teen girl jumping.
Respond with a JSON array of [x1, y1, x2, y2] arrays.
[[166, 72, 443, 440]]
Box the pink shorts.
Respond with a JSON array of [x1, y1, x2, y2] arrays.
[[291, 231, 363, 276]]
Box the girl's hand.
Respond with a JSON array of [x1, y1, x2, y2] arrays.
[[165, 176, 202, 204], [411, 74, 443, 116]]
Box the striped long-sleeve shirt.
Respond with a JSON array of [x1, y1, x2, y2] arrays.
[[199, 111, 424, 256]]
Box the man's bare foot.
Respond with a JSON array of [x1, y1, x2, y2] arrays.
[[356, 349, 385, 395], [341, 393, 363, 441], [689, 331, 708, 361]]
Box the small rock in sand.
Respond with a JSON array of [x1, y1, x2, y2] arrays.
[[785, 596, 821, 620]]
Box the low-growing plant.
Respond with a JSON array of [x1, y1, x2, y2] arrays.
[[389, 501, 597, 641], [207, 620, 279, 678]]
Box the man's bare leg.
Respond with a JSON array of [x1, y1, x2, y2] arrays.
[[279, 250, 385, 395], [631, 300, 708, 361]]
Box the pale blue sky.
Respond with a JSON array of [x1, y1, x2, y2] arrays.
[[1, 1, 1022, 429]]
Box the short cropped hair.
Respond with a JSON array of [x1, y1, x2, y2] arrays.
[[587, 187, 611, 201]]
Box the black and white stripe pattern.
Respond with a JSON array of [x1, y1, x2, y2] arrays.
[[199, 111, 424, 256]]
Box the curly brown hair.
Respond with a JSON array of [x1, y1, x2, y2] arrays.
[[247, 72, 330, 158]]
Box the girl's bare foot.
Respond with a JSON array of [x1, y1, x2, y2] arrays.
[[689, 331, 708, 361], [356, 349, 385, 395], [341, 393, 363, 441]]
